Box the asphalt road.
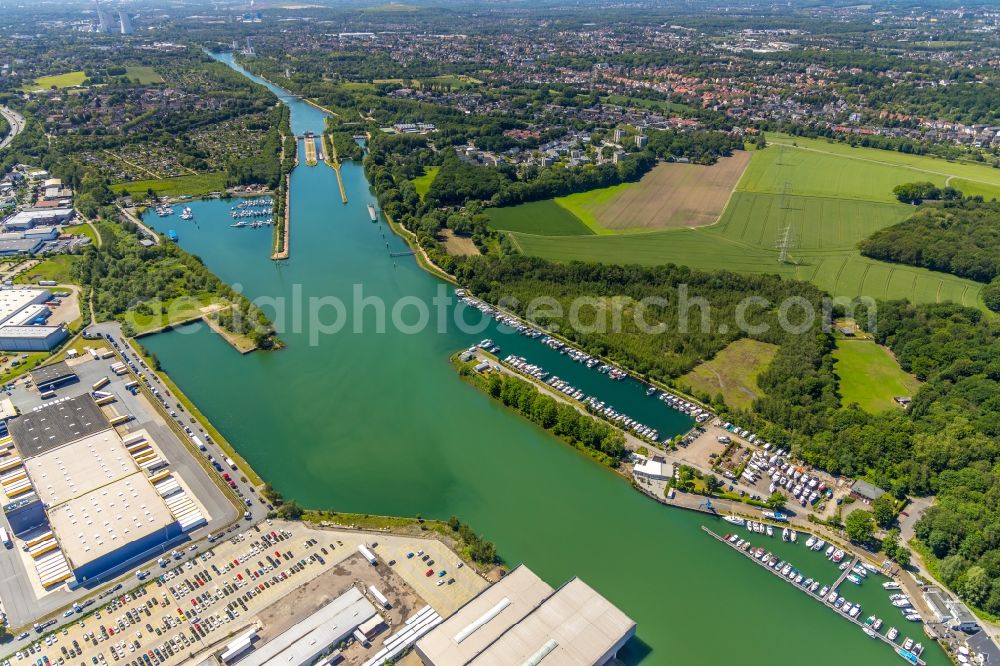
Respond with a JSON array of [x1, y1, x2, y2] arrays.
[[0, 106, 25, 152]]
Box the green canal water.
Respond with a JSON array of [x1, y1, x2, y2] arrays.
[[138, 53, 946, 665]]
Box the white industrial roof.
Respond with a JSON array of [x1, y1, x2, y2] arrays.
[[416, 566, 635, 666], [237, 587, 378, 666], [24, 429, 139, 506], [467, 578, 636, 666], [0, 288, 48, 326], [46, 473, 175, 568], [415, 566, 554, 665], [0, 325, 63, 338]]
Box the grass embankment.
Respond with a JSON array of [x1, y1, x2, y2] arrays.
[[508, 136, 999, 309], [680, 338, 778, 410], [111, 172, 228, 198], [300, 510, 502, 572], [833, 339, 921, 412]]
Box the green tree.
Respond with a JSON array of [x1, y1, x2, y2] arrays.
[[276, 500, 303, 520], [961, 566, 991, 608], [766, 491, 787, 511], [845, 509, 875, 545], [872, 495, 896, 529]]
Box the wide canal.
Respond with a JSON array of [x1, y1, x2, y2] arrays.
[[139, 52, 946, 665]]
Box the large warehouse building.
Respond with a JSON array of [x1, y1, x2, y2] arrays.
[[415, 566, 636, 666], [4, 395, 202, 584], [0, 287, 67, 351]]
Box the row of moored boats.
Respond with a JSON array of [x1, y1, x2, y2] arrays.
[[502, 354, 663, 443]]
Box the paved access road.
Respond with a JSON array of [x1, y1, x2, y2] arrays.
[[0, 106, 25, 152]]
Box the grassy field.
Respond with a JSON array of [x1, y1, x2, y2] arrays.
[[833, 339, 921, 412], [128, 295, 220, 335], [557, 153, 750, 231], [412, 166, 440, 199], [15, 255, 79, 284], [486, 200, 594, 236], [680, 338, 778, 409], [124, 66, 164, 84], [63, 223, 98, 244], [111, 172, 228, 198], [509, 135, 998, 308], [26, 71, 87, 90]]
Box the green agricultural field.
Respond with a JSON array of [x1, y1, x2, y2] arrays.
[[507, 135, 997, 309], [487, 200, 594, 236], [124, 66, 164, 84], [26, 71, 87, 91], [833, 339, 921, 412], [764, 134, 1000, 200], [111, 172, 228, 198], [412, 166, 440, 200], [680, 338, 778, 410]]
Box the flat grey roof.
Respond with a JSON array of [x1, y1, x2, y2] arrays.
[[9, 394, 108, 458], [29, 361, 76, 388]]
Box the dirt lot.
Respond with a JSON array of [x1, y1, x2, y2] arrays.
[[585, 151, 751, 229], [255, 551, 425, 665], [439, 229, 480, 256]]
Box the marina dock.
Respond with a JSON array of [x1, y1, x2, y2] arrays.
[[702, 526, 927, 665]]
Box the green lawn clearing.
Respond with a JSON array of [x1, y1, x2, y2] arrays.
[[124, 66, 164, 84], [15, 255, 79, 285], [26, 71, 87, 91], [412, 166, 440, 200], [680, 338, 778, 410], [833, 338, 921, 412]]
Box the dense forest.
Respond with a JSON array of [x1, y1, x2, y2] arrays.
[[454, 255, 837, 414], [859, 200, 1000, 287], [75, 221, 277, 348], [833, 302, 1000, 616]]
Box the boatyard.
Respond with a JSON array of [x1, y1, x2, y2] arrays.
[[706, 524, 928, 665]]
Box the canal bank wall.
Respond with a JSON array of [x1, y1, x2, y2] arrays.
[[272, 173, 290, 260]]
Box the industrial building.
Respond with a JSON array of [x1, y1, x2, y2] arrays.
[[29, 361, 77, 392], [0, 288, 68, 351], [415, 566, 636, 666], [4, 395, 205, 584], [233, 587, 379, 666], [1, 207, 74, 230]]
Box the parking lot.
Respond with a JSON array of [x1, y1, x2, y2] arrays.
[[1, 522, 487, 666], [0, 344, 238, 629]]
